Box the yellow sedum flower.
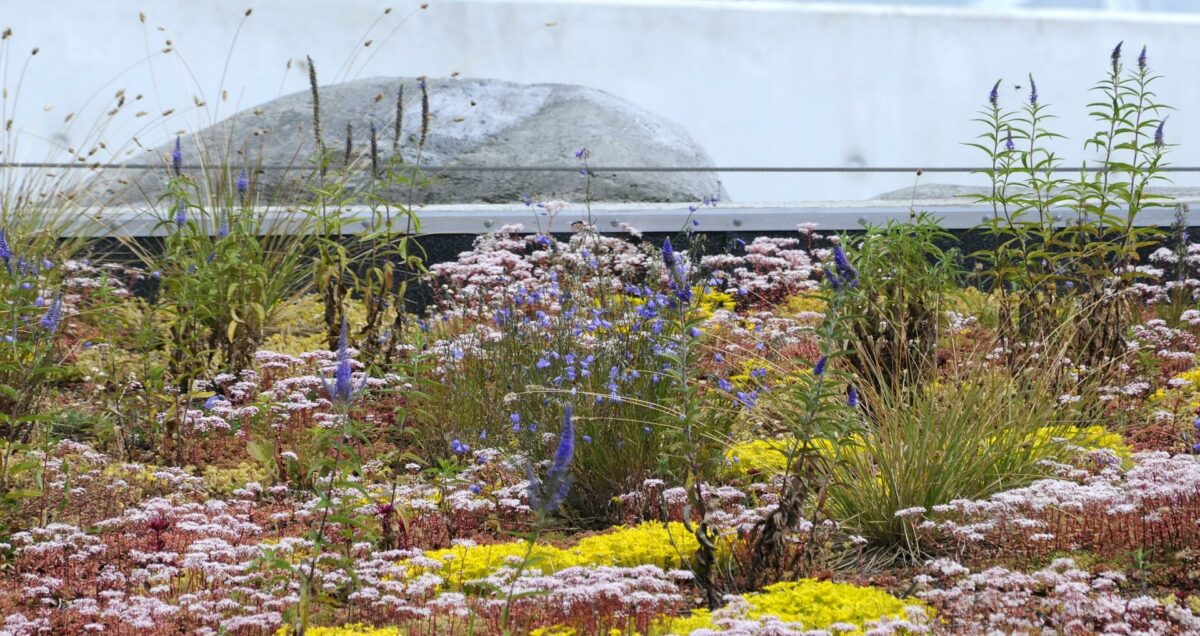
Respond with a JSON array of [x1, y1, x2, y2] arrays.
[[724, 437, 844, 479], [696, 287, 737, 317], [415, 521, 704, 587], [727, 425, 1128, 480], [570, 521, 699, 570], [724, 438, 791, 477], [779, 291, 828, 317], [660, 579, 921, 635], [424, 541, 571, 587]]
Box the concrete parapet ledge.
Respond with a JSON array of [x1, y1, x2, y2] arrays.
[[59, 197, 1200, 238]]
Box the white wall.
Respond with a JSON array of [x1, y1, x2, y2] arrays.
[[5, 0, 1200, 202]]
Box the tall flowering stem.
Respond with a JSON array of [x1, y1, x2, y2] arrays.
[[501, 404, 575, 632], [652, 235, 727, 608], [747, 239, 861, 589], [295, 322, 371, 634], [0, 229, 72, 443]]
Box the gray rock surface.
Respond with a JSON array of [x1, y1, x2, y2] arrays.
[[94, 77, 726, 206], [873, 184, 990, 201]]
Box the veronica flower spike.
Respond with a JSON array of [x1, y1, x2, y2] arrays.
[[322, 316, 368, 405], [547, 404, 575, 510], [171, 136, 183, 176], [39, 294, 64, 333], [528, 404, 576, 514], [236, 170, 249, 200], [661, 237, 676, 269], [832, 245, 858, 288]]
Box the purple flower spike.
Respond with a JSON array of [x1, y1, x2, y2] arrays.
[[988, 79, 1001, 107], [171, 137, 183, 176], [1155, 118, 1167, 150], [826, 268, 841, 291], [323, 316, 366, 405], [831, 245, 859, 289], [1138, 45, 1147, 70], [848, 386, 859, 408], [526, 405, 575, 513], [39, 294, 63, 333], [1028, 76, 1038, 106], [174, 201, 188, 227], [333, 317, 354, 402], [236, 170, 249, 199], [814, 356, 827, 376], [662, 237, 676, 269], [549, 405, 575, 481], [0, 228, 10, 261], [1005, 127, 1015, 152], [1111, 41, 1123, 73]]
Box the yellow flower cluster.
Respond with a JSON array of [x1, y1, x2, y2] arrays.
[[1022, 425, 1130, 462], [661, 579, 919, 635], [696, 287, 737, 317], [418, 521, 701, 587], [724, 438, 838, 478], [725, 425, 1128, 480], [261, 294, 370, 356], [779, 291, 828, 317], [1148, 367, 1200, 411]]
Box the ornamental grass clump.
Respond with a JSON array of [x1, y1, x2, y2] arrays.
[[826, 359, 1101, 558]]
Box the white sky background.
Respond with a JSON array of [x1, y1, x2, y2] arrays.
[[5, 0, 1200, 202]]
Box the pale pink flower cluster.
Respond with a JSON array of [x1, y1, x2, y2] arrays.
[[921, 452, 1200, 561], [701, 237, 821, 308], [918, 557, 1200, 634]]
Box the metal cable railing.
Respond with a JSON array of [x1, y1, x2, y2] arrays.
[[6, 163, 1200, 173]]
